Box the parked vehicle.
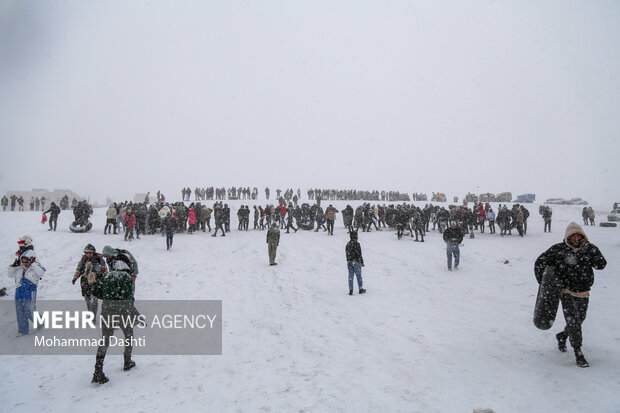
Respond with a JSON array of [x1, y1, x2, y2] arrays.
[[496, 192, 512, 203], [569, 197, 589, 205], [464, 193, 478, 203], [479, 193, 496, 203], [545, 197, 589, 205], [515, 193, 536, 203], [608, 208, 620, 222]]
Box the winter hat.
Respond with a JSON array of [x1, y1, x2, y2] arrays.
[[83, 244, 96, 253], [20, 249, 36, 262], [19, 235, 33, 246]]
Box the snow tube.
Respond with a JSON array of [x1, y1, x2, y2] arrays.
[[298, 219, 315, 231], [599, 222, 617, 227], [69, 221, 93, 233]]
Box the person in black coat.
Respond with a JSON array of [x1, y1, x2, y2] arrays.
[[342, 205, 354, 233], [443, 222, 463, 271], [542, 206, 553, 232], [285, 205, 297, 233], [521, 205, 530, 235], [162, 212, 177, 250], [345, 231, 366, 295], [43, 202, 61, 231], [223, 204, 231, 232], [212, 203, 225, 237], [534, 222, 607, 368]]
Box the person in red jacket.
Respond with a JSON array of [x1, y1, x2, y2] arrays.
[[188, 206, 197, 234], [279, 204, 287, 229], [123, 208, 137, 241], [477, 204, 486, 233]]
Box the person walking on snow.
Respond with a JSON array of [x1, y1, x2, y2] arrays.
[[43, 202, 61, 231], [543, 206, 553, 233], [345, 231, 366, 295], [534, 222, 607, 368], [443, 221, 464, 271], [267, 222, 280, 265], [486, 208, 496, 234], [325, 204, 339, 235], [90, 265, 138, 383], [72, 244, 107, 317], [123, 208, 137, 241], [104, 203, 118, 234], [162, 212, 177, 250], [7, 249, 45, 336]]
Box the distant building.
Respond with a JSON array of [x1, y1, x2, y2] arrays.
[[133, 193, 157, 204], [4, 188, 84, 208]]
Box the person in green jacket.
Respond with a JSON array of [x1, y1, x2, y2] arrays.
[[90, 268, 138, 384], [267, 223, 280, 265]]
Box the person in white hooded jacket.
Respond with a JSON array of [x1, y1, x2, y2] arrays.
[[104, 204, 118, 234], [7, 249, 46, 336]]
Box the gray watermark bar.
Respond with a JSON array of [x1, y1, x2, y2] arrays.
[[0, 300, 222, 355]]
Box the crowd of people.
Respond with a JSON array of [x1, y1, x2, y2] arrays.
[[5, 189, 592, 252], [175, 186, 418, 204], [3, 187, 611, 374], [179, 187, 261, 201], [1, 194, 75, 212]]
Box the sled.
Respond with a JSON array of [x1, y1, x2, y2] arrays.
[[533, 267, 562, 330], [41, 213, 48, 224], [69, 221, 93, 233], [599, 222, 617, 227]]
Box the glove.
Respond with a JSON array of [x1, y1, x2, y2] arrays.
[[576, 242, 593, 259], [72, 277, 78, 285]]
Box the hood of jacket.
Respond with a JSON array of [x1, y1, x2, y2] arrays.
[[102, 245, 119, 257], [564, 221, 588, 249]]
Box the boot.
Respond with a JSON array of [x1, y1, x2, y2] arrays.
[[574, 348, 589, 368], [556, 332, 568, 352], [92, 355, 109, 384], [123, 355, 136, 371], [359, 288, 366, 294], [349, 289, 353, 296]]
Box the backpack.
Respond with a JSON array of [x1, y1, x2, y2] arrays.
[[113, 249, 139, 276]]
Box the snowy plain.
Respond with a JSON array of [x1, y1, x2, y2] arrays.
[[0, 200, 619, 413]]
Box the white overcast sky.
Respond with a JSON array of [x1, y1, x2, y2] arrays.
[[1, 0, 619, 205]]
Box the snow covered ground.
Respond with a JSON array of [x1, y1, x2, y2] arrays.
[[1, 200, 619, 413]]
